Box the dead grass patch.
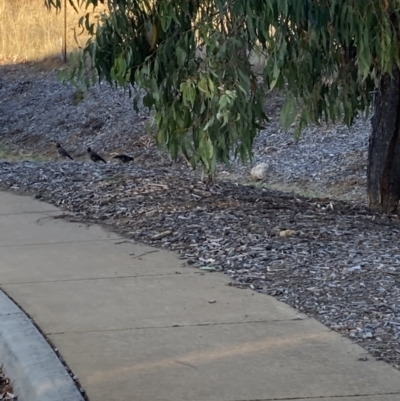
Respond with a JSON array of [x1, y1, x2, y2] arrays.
[[0, 0, 88, 61]]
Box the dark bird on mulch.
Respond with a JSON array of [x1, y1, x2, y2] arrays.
[[113, 154, 134, 163], [87, 147, 107, 163], [55, 142, 73, 160]]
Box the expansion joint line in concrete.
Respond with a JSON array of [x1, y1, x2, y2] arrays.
[[1, 271, 195, 285], [46, 317, 307, 336], [0, 211, 57, 216], [0, 237, 120, 248], [231, 390, 400, 400]]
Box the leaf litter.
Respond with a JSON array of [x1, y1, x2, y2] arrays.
[[0, 366, 17, 400]]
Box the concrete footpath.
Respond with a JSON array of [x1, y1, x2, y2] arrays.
[[1, 191, 400, 401]]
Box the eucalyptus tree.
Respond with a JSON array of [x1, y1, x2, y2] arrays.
[[46, 0, 400, 213]]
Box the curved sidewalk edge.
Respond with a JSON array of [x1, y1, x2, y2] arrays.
[[0, 290, 85, 401]]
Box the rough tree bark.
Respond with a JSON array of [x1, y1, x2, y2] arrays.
[[367, 67, 400, 213]]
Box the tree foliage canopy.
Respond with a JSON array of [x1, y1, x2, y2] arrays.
[[46, 0, 400, 174]]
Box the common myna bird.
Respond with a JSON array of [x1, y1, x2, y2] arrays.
[[113, 154, 134, 163], [55, 142, 73, 160], [87, 147, 107, 163]]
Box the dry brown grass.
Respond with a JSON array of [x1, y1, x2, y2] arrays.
[[0, 0, 87, 61]]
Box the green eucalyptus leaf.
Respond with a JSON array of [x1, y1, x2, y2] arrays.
[[279, 96, 297, 130]]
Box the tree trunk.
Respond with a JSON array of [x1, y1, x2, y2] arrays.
[[367, 67, 400, 213]]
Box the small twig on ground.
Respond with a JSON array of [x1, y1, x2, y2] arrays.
[[130, 250, 159, 259], [35, 214, 88, 226]]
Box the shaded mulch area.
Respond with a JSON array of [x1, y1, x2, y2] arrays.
[[0, 61, 369, 202]]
